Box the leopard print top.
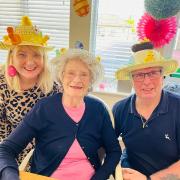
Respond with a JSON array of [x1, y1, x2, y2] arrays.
[[0, 73, 60, 165]]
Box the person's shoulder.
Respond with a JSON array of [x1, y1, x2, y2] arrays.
[[38, 92, 61, 106], [28, 93, 62, 119], [0, 73, 6, 82], [52, 81, 63, 93], [85, 94, 107, 108], [0, 73, 8, 92], [113, 94, 132, 110], [46, 81, 61, 96]]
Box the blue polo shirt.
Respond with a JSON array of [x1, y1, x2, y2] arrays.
[[113, 90, 180, 176]]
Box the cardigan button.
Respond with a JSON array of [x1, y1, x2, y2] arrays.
[[76, 123, 79, 126], [88, 157, 90, 159]]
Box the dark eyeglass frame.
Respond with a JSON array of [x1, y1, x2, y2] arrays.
[[131, 69, 163, 82]]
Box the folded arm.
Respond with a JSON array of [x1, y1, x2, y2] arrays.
[[0, 121, 36, 180], [122, 160, 180, 180], [150, 160, 180, 180], [0, 101, 44, 180]]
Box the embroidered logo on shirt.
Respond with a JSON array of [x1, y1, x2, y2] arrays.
[[165, 134, 171, 141]]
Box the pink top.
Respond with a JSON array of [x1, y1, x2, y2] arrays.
[[51, 102, 95, 180]]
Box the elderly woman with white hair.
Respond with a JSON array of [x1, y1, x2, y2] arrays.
[[0, 48, 121, 180]]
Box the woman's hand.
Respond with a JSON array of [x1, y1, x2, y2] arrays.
[[122, 168, 147, 180]]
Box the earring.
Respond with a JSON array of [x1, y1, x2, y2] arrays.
[[8, 65, 17, 77]]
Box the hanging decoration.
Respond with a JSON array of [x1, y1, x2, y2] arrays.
[[73, 0, 90, 17], [55, 48, 67, 57], [125, 17, 135, 32], [75, 40, 84, 49], [99, 82, 106, 91], [144, 0, 180, 19], [137, 13, 177, 48]]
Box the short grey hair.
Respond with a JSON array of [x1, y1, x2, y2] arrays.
[[51, 48, 104, 90]]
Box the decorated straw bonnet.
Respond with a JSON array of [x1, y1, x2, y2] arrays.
[[115, 42, 178, 80], [0, 16, 53, 50]]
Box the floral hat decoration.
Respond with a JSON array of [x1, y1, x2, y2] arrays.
[[115, 40, 178, 80], [0, 16, 53, 50]]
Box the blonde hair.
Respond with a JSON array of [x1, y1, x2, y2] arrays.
[[4, 45, 53, 94], [51, 48, 104, 91]]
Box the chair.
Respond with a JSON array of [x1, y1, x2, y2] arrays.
[[19, 171, 57, 180], [115, 164, 123, 180]]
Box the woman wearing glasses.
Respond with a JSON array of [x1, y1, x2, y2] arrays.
[[113, 41, 180, 180]]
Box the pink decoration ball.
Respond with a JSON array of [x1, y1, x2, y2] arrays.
[[137, 13, 177, 48]]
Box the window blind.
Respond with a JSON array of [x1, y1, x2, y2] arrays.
[[0, 0, 70, 63], [93, 0, 144, 83]]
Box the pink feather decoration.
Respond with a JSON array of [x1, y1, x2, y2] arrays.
[[137, 13, 177, 48]]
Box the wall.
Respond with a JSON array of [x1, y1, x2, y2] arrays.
[[69, 0, 92, 50], [91, 91, 129, 109]]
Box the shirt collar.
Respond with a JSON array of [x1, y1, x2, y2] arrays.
[[129, 90, 168, 115]]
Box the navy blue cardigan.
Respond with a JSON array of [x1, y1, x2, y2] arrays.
[[0, 93, 121, 180]]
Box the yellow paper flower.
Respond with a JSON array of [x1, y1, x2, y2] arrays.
[[140, 38, 150, 44], [144, 50, 155, 63], [96, 56, 101, 63], [60, 48, 67, 55]]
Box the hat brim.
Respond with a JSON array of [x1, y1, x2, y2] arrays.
[[0, 42, 54, 51], [115, 60, 178, 80]]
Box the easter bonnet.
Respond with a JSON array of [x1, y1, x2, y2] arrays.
[[0, 16, 53, 50]]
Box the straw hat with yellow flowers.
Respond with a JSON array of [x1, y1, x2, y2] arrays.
[[115, 41, 178, 80], [0, 16, 53, 51]]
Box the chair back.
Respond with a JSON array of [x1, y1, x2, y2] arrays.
[[19, 149, 34, 171], [115, 164, 123, 180]]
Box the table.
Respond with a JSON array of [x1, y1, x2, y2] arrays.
[[19, 171, 57, 180]]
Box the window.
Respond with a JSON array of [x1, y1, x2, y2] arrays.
[[92, 0, 145, 92], [172, 18, 180, 66], [164, 17, 180, 94], [0, 0, 70, 63]]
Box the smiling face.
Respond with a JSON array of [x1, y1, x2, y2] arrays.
[[131, 67, 164, 100], [11, 45, 44, 83], [61, 58, 91, 99]]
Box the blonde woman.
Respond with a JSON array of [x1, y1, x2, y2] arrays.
[[0, 49, 121, 180], [0, 16, 60, 165]]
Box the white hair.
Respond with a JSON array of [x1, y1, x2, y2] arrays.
[[51, 48, 104, 91]]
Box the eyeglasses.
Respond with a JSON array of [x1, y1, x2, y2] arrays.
[[131, 70, 162, 82], [63, 71, 90, 80]]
